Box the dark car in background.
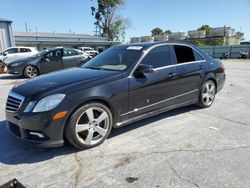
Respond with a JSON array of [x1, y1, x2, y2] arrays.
[[5, 42, 225, 149], [7, 47, 89, 78]]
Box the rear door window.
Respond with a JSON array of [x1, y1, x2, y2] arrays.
[[193, 50, 204, 61], [173, 45, 196, 64], [141, 45, 174, 68], [20, 48, 31, 53]]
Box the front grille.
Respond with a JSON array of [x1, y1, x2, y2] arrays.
[[6, 92, 25, 112]]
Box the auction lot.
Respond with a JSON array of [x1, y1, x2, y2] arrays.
[[0, 60, 250, 188]]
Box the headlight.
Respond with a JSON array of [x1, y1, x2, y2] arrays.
[[11, 62, 20, 67], [32, 94, 65, 112]]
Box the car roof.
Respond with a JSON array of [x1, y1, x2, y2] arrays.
[[4, 46, 36, 50], [115, 41, 195, 51]]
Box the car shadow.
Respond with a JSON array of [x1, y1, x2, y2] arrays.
[[109, 105, 200, 138], [0, 105, 200, 165]]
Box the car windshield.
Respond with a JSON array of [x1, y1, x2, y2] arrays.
[[82, 47, 143, 71]]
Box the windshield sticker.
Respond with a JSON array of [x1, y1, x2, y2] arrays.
[[127, 46, 143, 50]]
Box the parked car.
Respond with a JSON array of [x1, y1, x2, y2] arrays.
[[0, 47, 38, 65], [5, 42, 225, 149], [7, 47, 89, 78], [79, 47, 99, 57]]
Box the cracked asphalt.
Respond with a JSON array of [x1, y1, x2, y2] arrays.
[[0, 59, 250, 188]]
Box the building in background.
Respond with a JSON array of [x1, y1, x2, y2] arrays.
[[14, 32, 119, 52], [0, 18, 15, 52], [131, 26, 241, 46]]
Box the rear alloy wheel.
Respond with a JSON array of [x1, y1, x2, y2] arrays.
[[24, 65, 39, 78], [198, 80, 216, 108], [65, 103, 112, 149]]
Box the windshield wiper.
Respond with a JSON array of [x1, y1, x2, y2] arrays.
[[84, 66, 120, 72], [84, 66, 102, 70]]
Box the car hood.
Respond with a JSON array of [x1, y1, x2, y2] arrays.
[[12, 67, 121, 97], [8, 56, 41, 65]]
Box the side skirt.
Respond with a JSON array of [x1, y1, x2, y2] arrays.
[[114, 99, 198, 128]]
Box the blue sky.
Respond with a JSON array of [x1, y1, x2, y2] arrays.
[[1, 0, 250, 41]]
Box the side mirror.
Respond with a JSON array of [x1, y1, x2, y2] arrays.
[[134, 64, 154, 77], [42, 57, 50, 62], [3, 51, 8, 56]]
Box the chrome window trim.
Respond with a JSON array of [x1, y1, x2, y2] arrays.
[[153, 60, 206, 71], [121, 89, 198, 116], [129, 43, 206, 77]]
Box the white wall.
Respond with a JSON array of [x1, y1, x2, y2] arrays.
[[0, 22, 14, 52]]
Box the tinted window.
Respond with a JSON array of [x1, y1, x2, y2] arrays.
[[141, 45, 173, 68], [45, 50, 62, 58], [83, 48, 93, 51], [20, 48, 31, 53], [73, 50, 82, 55], [64, 49, 76, 56], [5, 48, 18, 54], [193, 50, 204, 61], [82, 47, 142, 71], [173, 45, 195, 63]]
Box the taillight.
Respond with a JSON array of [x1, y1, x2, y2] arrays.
[[220, 64, 225, 73]]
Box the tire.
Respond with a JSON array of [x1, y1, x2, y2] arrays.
[[197, 80, 216, 108], [24, 65, 39, 78], [65, 102, 113, 149]]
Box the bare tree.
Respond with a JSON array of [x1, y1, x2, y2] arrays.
[[91, 0, 127, 41]]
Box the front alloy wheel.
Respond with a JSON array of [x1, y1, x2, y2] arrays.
[[65, 103, 112, 149], [24, 65, 39, 78]]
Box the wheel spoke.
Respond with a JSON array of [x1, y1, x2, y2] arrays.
[[86, 108, 94, 122], [85, 131, 94, 144], [209, 85, 215, 92], [96, 111, 108, 124], [202, 93, 208, 99], [208, 94, 214, 100], [95, 126, 107, 136], [206, 84, 210, 92], [76, 124, 89, 132]]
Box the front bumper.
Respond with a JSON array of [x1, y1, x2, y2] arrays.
[[6, 111, 65, 148], [7, 65, 23, 76]]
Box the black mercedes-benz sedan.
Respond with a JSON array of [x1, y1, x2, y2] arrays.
[[7, 47, 88, 78], [5, 42, 225, 149]]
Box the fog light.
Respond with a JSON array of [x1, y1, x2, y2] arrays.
[[29, 132, 44, 138]]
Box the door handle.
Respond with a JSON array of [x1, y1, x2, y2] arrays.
[[199, 64, 204, 69], [167, 72, 176, 79]]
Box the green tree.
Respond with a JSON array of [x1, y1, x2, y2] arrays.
[[91, 0, 126, 41], [215, 39, 224, 46], [235, 31, 245, 40], [198, 25, 211, 35], [151, 27, 164, 36], [164, 30, 172, 35], [195, 41, 206, 46]]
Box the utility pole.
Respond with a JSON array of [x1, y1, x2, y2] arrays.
[[93, 25, 101, 36], [25, 22, 28, 32]]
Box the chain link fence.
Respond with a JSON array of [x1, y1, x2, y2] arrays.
[[200, 45, 250, 59]]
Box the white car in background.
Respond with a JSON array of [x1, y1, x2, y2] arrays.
[[78, 47, 99, 57], [0, 47, 38, 65]]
